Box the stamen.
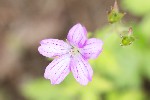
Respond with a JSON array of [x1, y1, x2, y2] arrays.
[[69, 46, 80, 56]]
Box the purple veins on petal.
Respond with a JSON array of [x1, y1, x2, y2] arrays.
[[38, 23, 103, 85], [44, 54, 71, 84], [67, 23, 87, 48], [38, 39, 71, 58], [71, 54, 93, 85], [79, 38, 103, 59]]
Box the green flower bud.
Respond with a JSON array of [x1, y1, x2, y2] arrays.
[[108, 11, 125, 24], [120, 27, 136, 46], [120, 36, 135, 46], [107, 0, 125, 24]]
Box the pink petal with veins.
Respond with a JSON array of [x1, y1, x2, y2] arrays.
[[70, 54, 93, 85], [67, 23, 87, 48], [44, 54, 71, 84], [38, 39, 71, 58], [80, 38, 103, 59]]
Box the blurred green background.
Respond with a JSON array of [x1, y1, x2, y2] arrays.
[[0, 0, 149, 100]]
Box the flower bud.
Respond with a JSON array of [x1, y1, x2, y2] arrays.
[[120, 27, 135, 46], [108, 0, 125, 24]]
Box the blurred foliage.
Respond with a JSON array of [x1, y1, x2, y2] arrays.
[[122, 0, 150, 16], [21, 0, 150, 100]]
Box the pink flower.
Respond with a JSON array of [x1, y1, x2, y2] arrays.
[[38, 23, 103, 85]]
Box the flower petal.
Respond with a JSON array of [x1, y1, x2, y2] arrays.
[[38, 39, 71, 58], [83, 26, 87, 35], [79, 38, 103, 59], [70, 54, 93, 85], [67, 23, 87, 48], [44, 54, 71, 84]]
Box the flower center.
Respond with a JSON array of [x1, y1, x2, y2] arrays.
[[69, 46, 80, 56]]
